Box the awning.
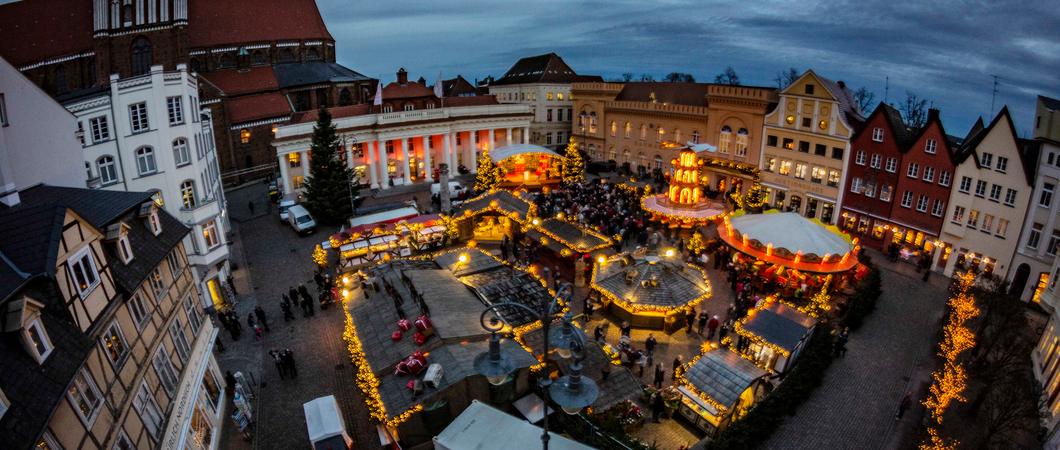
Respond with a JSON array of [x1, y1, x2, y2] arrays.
[[303, 395, 351, 446], [433, 400, 593, 450]]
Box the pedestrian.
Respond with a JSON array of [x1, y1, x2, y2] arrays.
[[225, 370, 237, 394], [248, 200, 255, 215], [253, 324, 263, 341], [645, 334, 657, 357], [653, 363, 664, 389], [651, 391, 665, 423], [707, 315, 720, 340], [697, 311, 709, 335], [685, 309, 696, 333], [834, 327, 849, 357], [282, 349, 298, 378], [281, 295, 295, 321], [583, 294, 594, 320], [269, 350, 287, 379], [288, 286, 299, 304], [895, 391, 913, 420], [620, 321, 632, 337], [246, 312, 256, 329], [302, 295, 315, 317], [254, 306, 270, 332], [719, 319, 731, 342], [672, 355, 683, 378], [594, 324, 605, 343], [637, 351, 647, 377]]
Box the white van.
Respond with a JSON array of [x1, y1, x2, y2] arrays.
[[303, 396, 353, 450], [430, 181, 465, 196], [278, 199, 297, 222], [287, 205, 317, 234]]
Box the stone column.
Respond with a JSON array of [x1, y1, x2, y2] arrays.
[[300, 151, 309, 179], [278, 153, 292, 194], [445, 132, 455, 173], [401, 137, 411, 184], [424, 135, 434, 182], [367, 143, 379, 189], [378, 140, 390, 189], [471, 131, 478, 174], [506, 127, 513, 146], [488, 128, 495, 152], [522, 126, 529, 144]]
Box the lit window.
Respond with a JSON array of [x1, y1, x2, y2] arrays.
[[951, 206, 965, 223], [779, 160, 792, 175], [547, 92, 553, 101], [24, 318, 54, 363], [68, 246, 101, 298], [240, 128, 251, 144], [148, 210, 162, 235], [100, 321, 129, 366], [203, 220, 220, 249], [966, 209, 979, 228], [794, 163, 807, 179], [880, 185, 893, 202], [287, 152, 301, 167], [180, 180, 196, 209], [129, 102, 149, 133], [810, 167, 824, 184], [610, 121, 617, 137], [719, 126, 732, 153], [657, 127, 665, 142], [149, 267, 165, 298], [557, 92, 564, 101], [624, 122, 632, 138], [996, 219, 1009, 237], [135, 146, 157, 175], [827, 170, 840, 187], [67, 368, 103, 425]]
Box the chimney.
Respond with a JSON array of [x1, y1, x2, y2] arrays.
[[397, 68, 408, 85], [837, 80, 846, 89], [928, 108, 940, 122]]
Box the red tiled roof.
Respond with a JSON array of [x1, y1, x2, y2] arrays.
[[226, 92, 291, 124], [188, 0, 333, 48], [0, 0, 93, 67], [382, 82, 435, 100], [200, 67, 279, 96]]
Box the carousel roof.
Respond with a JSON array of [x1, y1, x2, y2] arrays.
[[490, 143, 563, 163], [593, 255, 711, 309], [683, 349, 767, 410], [729, 212, 851, 257], [525, 218, 612, 254]]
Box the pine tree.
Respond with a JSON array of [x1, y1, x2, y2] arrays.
[[473, 148, 503, 193], [561, 137, 585, 185], [302, 107, 357, 225]]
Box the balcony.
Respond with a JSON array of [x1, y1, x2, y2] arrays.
[[187, 240, 229, 269], [178, 198, 221, 226]]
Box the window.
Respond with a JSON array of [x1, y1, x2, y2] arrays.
[[114, 431, 134, 450], [870, 154, 881, 168], [794, 163, 807, 179], [149, 267, 165, 298], [827, 169, 840, 187], [129, 293, 150, 330], [134, 382, 164, 439], [863, 180, 876, 197], [798, 141, 809, 153], [925, 138, 937, 154], [118, 234, 133, 264], [966, 209, 979, 228], [100, 321, 129, 367], [974, 180, 987, 197], [1048, 230, 1060, 256], [951, 206, 966, 223], [545, 132, 553, 145], [923, 166, 935, 182], [166, 96, 183, 125], [831, 147, 844, 160], [240, 128, 250, 144], [557, 109, 564, 122], [135, 146, 156, 175], [880, 184, 893, 202], [1029, 223, 1044, 248], [805, 84, 815, 94], [1005, 188, 1017, 206], [900, 191, 913, 208], [719, 127, 732, 153], [692, 130, 701, 144], [69, 247, 100, 297], [782, 138, 793, 150], [850, 177, 863, 193], [170, 318, 191, 361], [1042, 183, 1055, 207], [855, 151, 866, 165], [148, 210, 162, 235], [932, 199, 944, 217], [97, 156, 118, 185], [167, 251, 182, 278], [765, 157, 776, 172], [885, 157, 897, 173], [810, 167, 825, 183], [557, 92, 565, 101], [916, 195, 929, 212], [996, 219, 1009, 238], [129, 102, 149, 133], [203, 220, 221, 249], [547, 92, 553, 101], [906, 162, 919, 178], [657, 127, 665, 143], [996, 156, 1008, 173], [184, 295, 203, 333], [989, 184, 1002, 202], [802, 117, 812, 128], [872, 127, 884, 142], [735, 129, 748, 157], [130, 37, 152, 76], [610, 121, 616, 137], [90, 116, 110, 142], [180, 180, 196, 209], [959, 176, 972, 193], [981, 214, 993, 233], [173, 138, 190, 166], [815, 143, 827, 156], [382, 105, 392, 113], [939, 170, 952, 186], [37, 431, 62, 450], [154, 347, 178, 395], [779, 160, 792, 176], [624, 122, 631, 138], [981, 152, 993, 167], [24, 319, 54, 362], [68, 368, 103, 425]]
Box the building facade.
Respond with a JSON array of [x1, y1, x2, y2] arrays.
[[489, 53, 600, 150], [939, 107, 1034, 277], [569, 81, 775, 190], [760, 70, 863, 224], [1032, 276, 1060, 449], [0, 186, 222, 450]]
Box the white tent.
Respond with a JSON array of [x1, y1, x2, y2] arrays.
[[490, 144, 563, 163], [303, 395, 352, 449], [433, 400, 594, 450], [729, 212, 852, 257]]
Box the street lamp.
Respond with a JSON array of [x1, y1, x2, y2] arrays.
[[473, 284, 598, 450]]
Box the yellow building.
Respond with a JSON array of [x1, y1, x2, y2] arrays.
[[570, 81, 775, 191], [759, 71, 864, 224]]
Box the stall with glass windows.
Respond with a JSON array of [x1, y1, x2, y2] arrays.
[[733, 299, 816, 374], [448, 190, 535, 243], [675, 349, 768, 436]]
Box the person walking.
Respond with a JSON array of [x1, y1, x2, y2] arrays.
[[833, 327, 849, 357], [637, 351, 647, 377], [281, 295, 295, 321], [685, 309, 696, 333], [651, 391, 665, 423], [653, 363, 665, 389], [246, 312, 256, 330], [594, 324, 605, 343], [645, 334, 657, 357], [896, 391, 913, 419], [620, 321, 632, 338], [254, 306, 270, 332], [697, 311, 709, 335], [707, 315, 720, 340], [672, 355, 683, 378], [269, 350, 287, 379], [282, 349, 298, 378]]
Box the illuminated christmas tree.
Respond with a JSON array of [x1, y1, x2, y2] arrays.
[[312, 244, 328, 268], [562, 137, 585, 185], [920, 271, 978, 449], [473, 148, 503, 193]]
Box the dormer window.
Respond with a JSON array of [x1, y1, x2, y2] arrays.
[[3, 297, 53, 364], [107, 223, 134, 264], [69, 247, 101, 298], [118, 234, 133, 264], [24, 318, 54, 363], [149, 211, 161, 235]]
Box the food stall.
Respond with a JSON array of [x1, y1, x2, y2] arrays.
[[591, 251, 712, 332], [733, 299, 816, 374], [676, 349, 767, 437]]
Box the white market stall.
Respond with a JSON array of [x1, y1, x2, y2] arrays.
[[303, 395, 353, 450], [433, 400, 594, 450]]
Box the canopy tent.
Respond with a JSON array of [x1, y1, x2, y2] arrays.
[[490, 143, 563, 163], [719, 212, 857, 273], [348, 206, 420, 229], [433, 400, 594, 450], [303, 395, 352, 450]]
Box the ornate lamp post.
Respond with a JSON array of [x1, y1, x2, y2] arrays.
[[473, 285, 598, 450]]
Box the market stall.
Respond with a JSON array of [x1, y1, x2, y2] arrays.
[[591, 251, 712, 332], [524, 217, 613, 258], [328, 215, 446, 271], [733, 299, 816, 374], [718, 211, 857, 274], [676, 349, 767, 437], [449, 189, 536, 242], [491, 144, 565, 189]]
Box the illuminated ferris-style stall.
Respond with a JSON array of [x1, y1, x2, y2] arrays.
[[641, 146, 727, 227]]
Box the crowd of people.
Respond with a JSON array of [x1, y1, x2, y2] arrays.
[[529, 180, 651, 246]]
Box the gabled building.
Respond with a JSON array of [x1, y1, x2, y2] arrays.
[[939, 107, 1035, 277], [0, 186, 221, 450], [760, 70, 864, 224], [489, 53, 601, 150]]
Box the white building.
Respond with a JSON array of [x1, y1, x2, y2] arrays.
[[488, 53, 599, 150], [1033, 272, 1060, 449], [67, 63, 231, 310]]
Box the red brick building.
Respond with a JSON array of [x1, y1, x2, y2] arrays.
[[839, 104, 956, 255]]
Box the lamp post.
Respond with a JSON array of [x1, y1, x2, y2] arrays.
[[473, 284, 598, 450]]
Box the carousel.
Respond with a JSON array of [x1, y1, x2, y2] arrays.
[[591, 250, 712, 332], [641, 145, 727, 227], [491, 144, 564, 189]]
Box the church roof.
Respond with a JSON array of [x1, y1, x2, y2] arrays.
[[0, 0, 93, 67], [188, 0, 333, 48]]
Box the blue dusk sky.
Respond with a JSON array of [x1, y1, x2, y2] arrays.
[[317, 0, 1060, 136]]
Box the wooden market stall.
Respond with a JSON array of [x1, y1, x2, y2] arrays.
[[675, 349, 768, 437], [733, 299, 816, 374]]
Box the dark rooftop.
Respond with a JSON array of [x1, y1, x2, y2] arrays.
[[273, 62, 373, 89], [452, 190, 535, 221], [593, 256, 712, 309], [525, 219, 612, 253], [492, 53, 598, 86], [738, 303, 814, 353], [683, 350, 766, 410]]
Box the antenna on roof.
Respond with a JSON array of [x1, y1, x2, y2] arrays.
[[884, 76, 889, 104], [989, 75, 1001, 117]]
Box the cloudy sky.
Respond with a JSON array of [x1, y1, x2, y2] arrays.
[[317, 0, 1060, 136]]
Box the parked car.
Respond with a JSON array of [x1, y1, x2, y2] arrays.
[[267, 180, 280, 202], [278, 199, 297, 222], [286, 205, 317, 234]]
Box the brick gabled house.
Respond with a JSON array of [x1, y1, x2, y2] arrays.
[[893, 109, 958, 267]]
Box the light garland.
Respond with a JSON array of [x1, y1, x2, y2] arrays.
[[639, 195, 728, 226], [920, 271, 978, 449], [312, 244, 328, 267], [589, 255, 713, 315], [532, 217, 613, 254], [674, 351, 731, 414]]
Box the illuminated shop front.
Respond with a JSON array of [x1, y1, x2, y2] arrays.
[[490, 144, 565, 189], [675, 349, 768, 436]]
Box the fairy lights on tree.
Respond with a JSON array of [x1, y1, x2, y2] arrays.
[[473, 149, 503, 193], [561, 137, 585, 185]]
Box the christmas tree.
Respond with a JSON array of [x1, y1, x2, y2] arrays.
[[302, 107, 357, 225], [473, 148, 503, 193], [561, 137, 585, 185]]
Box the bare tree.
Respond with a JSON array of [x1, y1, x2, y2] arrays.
[[639, 73, 655, 82], [852, 87, 877, 114], [774, 67, 799, 89], [898, 91, 931, 128], [714, 66, 740, 85], [622, 72, 634, 82], [664, 72, 695, 83], [978, 371, 1041, 449]]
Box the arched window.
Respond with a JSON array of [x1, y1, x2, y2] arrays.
[[218, 53, 236, 69], [403, 103, 414, 111], [306, 47, 321, 61], [691, 130, 700, 144], [674, 129, 682, 144], [640, 124, 647, 140], [610, 121, 617, 137], [657, 127, 665, 142], [278, 49, 296, 63], [180, 180, 196, 209], [624, 122, 632, 138], [735, 128, 749, 157], [97, 156, 117, 184], [719, 125, 733, 154], [339, 88, 353, 106], [173, 138, 190, 166], [589, 112, 597, 134], [383, 105, 393, 113], [251, 51, 267, 66], [135, 146, 156, 175], [130, 37, 153, 76]]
